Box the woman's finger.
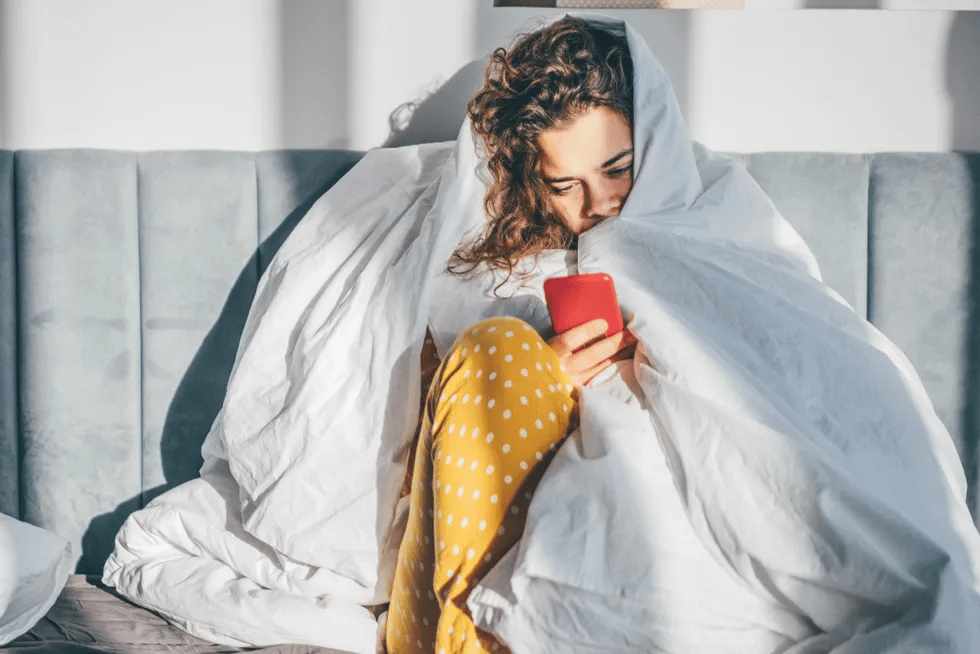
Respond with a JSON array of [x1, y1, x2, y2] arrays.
[[547, 318, 609, 357], [577, 358, 615, 386], [612, 340, 638, 362], [566, 329, 635, 373], [576, 338, 638, 385]]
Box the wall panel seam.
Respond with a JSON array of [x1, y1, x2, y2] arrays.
[[11, 151, 22, 521], [964, 152, 980, 524], [866, 153, 876, 325], [862, 153, 871, 322]]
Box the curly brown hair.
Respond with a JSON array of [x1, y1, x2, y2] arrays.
[[450, 16, 633, 289]]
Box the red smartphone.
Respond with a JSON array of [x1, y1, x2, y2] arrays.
[[543, 272, 624, 339]]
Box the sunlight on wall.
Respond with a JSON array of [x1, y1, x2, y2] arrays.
[[686, 10, 954, 152], [0, 0, 280, 150]]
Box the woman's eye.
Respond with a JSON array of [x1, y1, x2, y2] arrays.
[[550, 184, 575, 196], [607, 165, 632, 177]]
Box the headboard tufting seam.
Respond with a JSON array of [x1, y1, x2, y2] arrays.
[[136, 153, 146, 512]]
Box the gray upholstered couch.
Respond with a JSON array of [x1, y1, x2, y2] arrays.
[[1, 148, 979, 584]]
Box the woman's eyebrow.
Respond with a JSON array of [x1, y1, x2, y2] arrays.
[[542, 149, 634, 184], [601, 149, 634, 168]]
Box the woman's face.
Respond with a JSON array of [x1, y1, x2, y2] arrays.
[[537, 105, 634, 236]]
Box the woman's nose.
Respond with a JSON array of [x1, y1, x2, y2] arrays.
[[585, 185, 621, 218]]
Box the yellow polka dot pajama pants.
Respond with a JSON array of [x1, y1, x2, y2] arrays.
[[386, 316, 577, 654]]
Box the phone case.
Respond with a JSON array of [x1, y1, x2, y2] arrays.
[[543, 272, 623, 338]]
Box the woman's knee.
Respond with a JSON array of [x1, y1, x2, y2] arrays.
[[433, 317, 569, 405], [446, 316, 546, 365], [428, 316, 575, 463]]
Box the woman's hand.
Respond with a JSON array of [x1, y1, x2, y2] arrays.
[[547, 318, 637, 386]]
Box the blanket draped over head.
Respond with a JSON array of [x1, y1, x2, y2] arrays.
[[104, 12, 980, 654]]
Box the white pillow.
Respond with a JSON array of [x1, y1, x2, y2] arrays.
[[0, 514, 72, 644]]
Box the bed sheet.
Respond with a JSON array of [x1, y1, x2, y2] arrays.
[[4, 575, 358, 654]]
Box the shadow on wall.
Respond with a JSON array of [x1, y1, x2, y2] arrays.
[[279, 0, 351, 149], [947, 12, 980, 152], [384, 60, 485, 148]]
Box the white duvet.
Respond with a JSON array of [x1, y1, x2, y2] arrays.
[[104, 12, 980, 653], [0, 515, 71, 645]]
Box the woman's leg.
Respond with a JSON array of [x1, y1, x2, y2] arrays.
[[386, 316, 576, 654]]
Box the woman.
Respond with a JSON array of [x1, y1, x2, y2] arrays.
[[105, 12, 980, 654], [386, 17, 642, 653]]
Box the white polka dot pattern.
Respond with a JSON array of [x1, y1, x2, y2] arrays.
[[386, 316, 577, 654]]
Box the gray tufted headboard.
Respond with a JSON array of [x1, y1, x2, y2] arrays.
[[0, 149, 977, 574]]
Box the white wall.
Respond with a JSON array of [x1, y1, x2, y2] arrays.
[[688, 10, 963, 152], [0, 0, 977, 153], [0, 0, 281, 150]]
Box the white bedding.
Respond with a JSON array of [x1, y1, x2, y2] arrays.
[[0, 514, 71, 645], [104, 12, 980, 653]]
